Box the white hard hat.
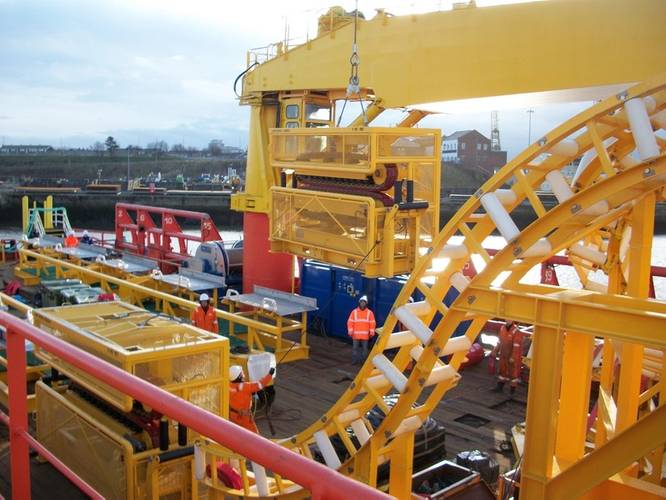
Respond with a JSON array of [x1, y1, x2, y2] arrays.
[[229, 365, 243, 381], [199, 293, 210, 302], [83, 230, 89, 236], [359, 295, 368, 304]]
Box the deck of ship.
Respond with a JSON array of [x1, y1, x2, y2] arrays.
[[1, 332, 523, 499]]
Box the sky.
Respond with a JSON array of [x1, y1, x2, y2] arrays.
[[0, 0, 595, 159]]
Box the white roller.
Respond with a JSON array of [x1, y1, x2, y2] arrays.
[[625, 98, 660, 161], [644, 348, 663, 359], [495, 189, 518, 205], [546, 170, 574, 203], [571, 138, 618, 186], [337, 408, 361, 424], [409, 344, 425, 361], [582, 200, 610, 217], [251, 462, 269, 496], [569, 243, 607, 266], [619, 154, 640, 168], [372, 354, 408, 393], [442, 336, 472, 356], [550, 139, 579, 157], [392, 416, 423, 438], [438, 243, 469, 260], [314, 431, 342, 469], [386, 331, 419, 349], [194, 443, 206, 481], [425, 365, 458, 386], [365, 374, 390, 390], [480, 192, 520, 242], [522, 238, 552, 258], [450, 272, 470, 293], [394, 306, 433, 344], [403, 300, 432, 316], [586, 280, 608, 293], [652, 109, 666, 130], [350, 419, 371, 446]]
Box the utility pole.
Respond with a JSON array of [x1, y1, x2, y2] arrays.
[[527, 108, 535, 145], [127, 146, 131, 191]]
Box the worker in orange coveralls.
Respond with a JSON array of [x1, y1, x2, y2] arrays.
[[491, 320, 526, 395], [228, 365, 274, 433], [191, 293, 219, 334], [64, 231, 79, 248], [347, 295, 376, 365]]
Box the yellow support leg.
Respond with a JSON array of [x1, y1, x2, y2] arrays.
[[521, 326, 565, 498], [556, 331, 594, 465], [617, 194, 655, 433], [388, 431, 414, 499]]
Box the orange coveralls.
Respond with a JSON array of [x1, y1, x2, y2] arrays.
[[229, 373, 272, 433], [495, 323, 525, 387], [191, 305, 219, 334]]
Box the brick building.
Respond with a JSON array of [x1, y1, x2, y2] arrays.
[[442, 130, 507, 176]]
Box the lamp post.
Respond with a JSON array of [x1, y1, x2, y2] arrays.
[[527, 108, 535, 145], [127, 146, 131, 191]]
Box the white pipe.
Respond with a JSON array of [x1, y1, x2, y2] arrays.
[[425, 365, 458, 386], [625, 98, 660, 161], [582, 200, 610, 217], [251, 462, 270, 496], [365, 374, 390, 390], [546, 170, 574, 203], [394, 306, 433, 344], [350, 419, 371, 446], [372, 354, 408, 393], [194, 443, 206, 481], [410, 344, 425, 361], [403, 300, 432, 316], [391, 416, 422, 438], [337, 408, 360, 424], [450, 272, 470, 293], [314, 431, 342, 469], [522, 238, 552, 258], [495, 189, 518, 206], [480, 192, 520, 242], [442, 336, 472, 356], [438, 243, 469, 260], [569, 243, 607, 266], [386, 331, 418, 349], [586, 279, 608, 293], [619, 154, 640, 169], [550, 139, 579, 157]]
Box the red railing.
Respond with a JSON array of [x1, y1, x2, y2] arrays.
[[114, 203, 223, 272], [0, 312, 390, 500]]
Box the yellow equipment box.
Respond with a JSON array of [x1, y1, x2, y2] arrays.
[[36, 381, 199, 500], [32, 301, 229, 416]]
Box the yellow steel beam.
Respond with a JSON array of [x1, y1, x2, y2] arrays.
[[521, 326, 565, 497], [555, 331, 594, 465], [617, 194, 656, 433], [451, 286, 666, 348], [545, 405, 666, 499], [243, 0, 666, 107]]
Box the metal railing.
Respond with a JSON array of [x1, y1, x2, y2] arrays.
[[0, 312, 390, 499]]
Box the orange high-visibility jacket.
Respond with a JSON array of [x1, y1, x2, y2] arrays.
[[347, 307, 376, 340], [64, 235, 79, 248], [229, 373, 272, 433], [191, 305, 219, 334]]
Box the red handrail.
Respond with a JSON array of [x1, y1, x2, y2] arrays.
[[1, 312, 390, 500]]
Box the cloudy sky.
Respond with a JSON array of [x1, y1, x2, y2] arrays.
[[1, 0, 594, 159]]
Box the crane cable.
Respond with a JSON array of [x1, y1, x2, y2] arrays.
[[337, 0, 368, 126]]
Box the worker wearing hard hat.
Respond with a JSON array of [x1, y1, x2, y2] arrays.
[[64, 231, 79, 248], [191, 293, 219, 334], [347, 295, 376, 365], [490, 320, 527, 395], [229, 365, 274, 433], [80, 230, 94, 245]]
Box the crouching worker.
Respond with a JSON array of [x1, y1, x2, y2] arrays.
[[229, 365, 274, 434]]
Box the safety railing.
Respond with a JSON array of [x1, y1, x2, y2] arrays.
[[0, 311, 390, 499]]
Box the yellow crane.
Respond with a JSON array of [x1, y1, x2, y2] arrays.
[[227, 0, 666, 498]]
